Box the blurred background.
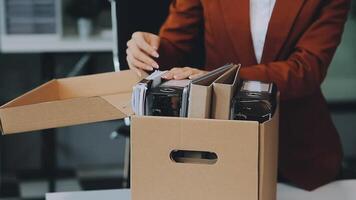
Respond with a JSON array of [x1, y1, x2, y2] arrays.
[[0, 0, 355, 199]]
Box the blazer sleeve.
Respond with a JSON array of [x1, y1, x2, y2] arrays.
[[239, 0, 351, 100], [157, 0, 204, 70]]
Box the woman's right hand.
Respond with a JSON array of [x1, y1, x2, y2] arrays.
[[126, 32, 161, 75]]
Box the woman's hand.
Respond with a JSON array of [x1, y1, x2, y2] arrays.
[[126, 32, 161, 75], [162, 67, 207, 80]]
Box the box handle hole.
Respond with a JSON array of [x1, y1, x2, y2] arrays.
[[170, 150, 218, 165]]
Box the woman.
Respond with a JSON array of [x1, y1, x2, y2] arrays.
[[126, 0, 351, 190]]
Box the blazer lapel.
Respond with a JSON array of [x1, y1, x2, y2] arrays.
[[261, 0, 306, 63], [219, 0, 257, 66]]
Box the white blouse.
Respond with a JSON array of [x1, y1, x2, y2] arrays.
[[250, 0, 276, 63]]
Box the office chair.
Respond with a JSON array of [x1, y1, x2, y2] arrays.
[[108, 0, 171, 188]]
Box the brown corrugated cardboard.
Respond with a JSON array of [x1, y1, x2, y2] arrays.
[[131, 117, 259, 200], [131, 103, 279, 200], [211, 64, 241, 119], [188, 65, 232, 118], [259, 103, 279, 200], [0, 67, 279, 200], [0, 70, 144, 134]]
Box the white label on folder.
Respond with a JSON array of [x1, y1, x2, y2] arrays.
[[242, 81, 270, 92]]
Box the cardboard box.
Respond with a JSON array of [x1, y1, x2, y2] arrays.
[[131, 105, 279, 200], [0, 69, 279, 200], [0, 70, 142, 134]]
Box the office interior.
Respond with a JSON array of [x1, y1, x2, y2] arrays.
[[0, 0, 355, 199]]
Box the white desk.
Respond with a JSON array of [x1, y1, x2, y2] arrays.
[[46, 180, 356, 200], [46, 189, 130, 200]]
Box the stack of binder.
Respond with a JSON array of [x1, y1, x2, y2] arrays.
[[131, 63, 278, 123], [131, 64, 237, 118], [146, 79, 191, 117], [131, 70, 166, 116], [230, 80, 277, 123], [188, 63, 238, 118], [132, 71, 192, 117]]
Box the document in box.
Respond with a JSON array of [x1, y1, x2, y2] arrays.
[[188, 64, 236, 118], [191, 64, 233, 85], [212, 64, 241, 119], [146, 79, 191, 117], [132, 70, 167, 116]]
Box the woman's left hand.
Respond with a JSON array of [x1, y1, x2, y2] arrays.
[[162, 67, 207, 80]]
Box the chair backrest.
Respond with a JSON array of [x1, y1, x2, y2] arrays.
[[111, 0, 171, 71]]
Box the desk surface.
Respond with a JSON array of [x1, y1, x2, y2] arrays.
[[46, 189, 130, 200], [46, 180, 356, 200]]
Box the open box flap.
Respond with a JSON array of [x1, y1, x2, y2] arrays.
[[1, 70, 145, 109], [0, 96, 128, 134], [1, 80, 59, 109], [0, 116, 3, 133], [0, 70, 146, 134], [57, 70, 144, 99], [101, 93, 134, 117]]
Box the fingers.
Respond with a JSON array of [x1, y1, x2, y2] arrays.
[[126, 32, 161, 71], [189, 71, 206, 79], [162, 68, 180, 80], [174, 68, 194, 80], [126, 41, 159, 69], [162, 67, 206, 80], [127, 52, 154, 72], [127, 57, 142, 77], [132, 32, 160, 58]]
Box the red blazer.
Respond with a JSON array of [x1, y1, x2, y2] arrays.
[[157, 0, 351, 190]]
